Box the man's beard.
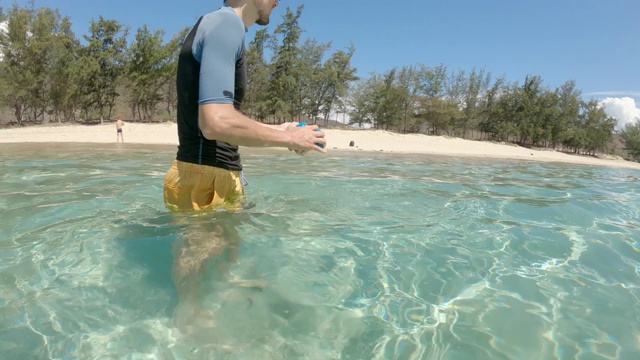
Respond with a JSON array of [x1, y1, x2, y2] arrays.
[[256, 9, 270, 25]]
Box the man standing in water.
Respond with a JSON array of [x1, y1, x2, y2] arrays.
[[163, 0, 326, 332]]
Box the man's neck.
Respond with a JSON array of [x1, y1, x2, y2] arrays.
[[226, 0, 256, 29]]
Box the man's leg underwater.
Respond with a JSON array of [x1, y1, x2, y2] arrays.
[[172, 220, 228, 330], [171, 211, 256, 331], [164, 162, 251, 332]]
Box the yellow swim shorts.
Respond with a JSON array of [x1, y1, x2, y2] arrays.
[[163, 160, 245, 212]]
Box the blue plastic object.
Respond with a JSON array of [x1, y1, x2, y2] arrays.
[[296, 122, 325, 148]]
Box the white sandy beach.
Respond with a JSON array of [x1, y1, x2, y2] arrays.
[[1, 122, 639, 170]]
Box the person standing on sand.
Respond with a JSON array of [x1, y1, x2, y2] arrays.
[[163, 0, 327, 333], [115, 119, 124, 143]]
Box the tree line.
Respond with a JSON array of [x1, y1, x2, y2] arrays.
[[350, 67, 621, 155], [1, 3, 639, 161], [347, 62, 640, 161], [1, 3, 187, 124], [0, 3, 357, 126]]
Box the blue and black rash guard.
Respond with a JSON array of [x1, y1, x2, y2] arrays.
[[175, 5, 247, 171]]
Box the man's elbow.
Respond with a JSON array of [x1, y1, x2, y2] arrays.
[[199, 116, 224, 141], [199, 106, 232, 141]]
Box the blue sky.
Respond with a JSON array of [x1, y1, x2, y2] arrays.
[[3, 0, 640, 127]]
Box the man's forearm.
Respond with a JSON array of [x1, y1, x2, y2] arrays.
[[199, 104, 292, 147], [258, 122, 286, 131]]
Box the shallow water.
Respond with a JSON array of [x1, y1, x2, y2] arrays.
[[1, 143, 639, 359]]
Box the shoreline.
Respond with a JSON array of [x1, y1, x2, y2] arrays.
[[1, 122, 639, 170]]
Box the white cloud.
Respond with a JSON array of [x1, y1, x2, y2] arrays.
[[599, 97, 640, 131]]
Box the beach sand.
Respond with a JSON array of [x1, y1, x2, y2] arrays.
[[1, 122, 639, 170]]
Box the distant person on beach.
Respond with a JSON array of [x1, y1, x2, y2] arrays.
[[115, 119, 124, 143], [163, 0, 326, 333]]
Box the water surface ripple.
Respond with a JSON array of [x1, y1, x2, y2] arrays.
[[1, 144, 639, 359]]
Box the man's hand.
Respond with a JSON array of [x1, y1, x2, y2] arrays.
[[274, 122, 306, 155], [283, 122, 306, 155], [247, 119, 326, 154], [286, 123, 326, 154], [283, 122, 327, 155]]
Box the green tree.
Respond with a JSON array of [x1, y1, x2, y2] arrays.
[[160, 27, 189, 119], [348, 77, 378, 127], [417, 63, 447, 99], [477, 76, 505, 140], [563, 99, 616, 154], [48, 16, 81, 122], [442, 68, 466, 136], [78, 16, 128, 123], [362, 69, 404, 130], [269, 5, 303, 120], [515, 75, 545, 146], [620, 119, 640, 161], [319, 44, 358, 125], [414, 64, 448, 134], [126, 25, 171, 121], [488, 82, 522, 142], [0, 7, 5, 109], [25, 6, 60, 121], [379, 69, 405, 130], [461, 67, 492, 139], [534, 89, 559, 147], [0, 4, 73, 123], [244, 28, 272, 120], [0, 4, 32, 123], [394, 65, 419, 133], [552, 80, 580, 148], [581, 99, 616, 155], [297, 38, 331, 123]]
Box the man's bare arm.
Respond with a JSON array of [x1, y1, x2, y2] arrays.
[[258, 122, 289, 131], [199, 103, 326, 152]]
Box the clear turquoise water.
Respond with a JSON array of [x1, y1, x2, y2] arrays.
[[1, 143, 640, 360]]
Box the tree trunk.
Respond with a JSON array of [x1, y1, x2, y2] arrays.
[[14, 104, 23, 124]]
